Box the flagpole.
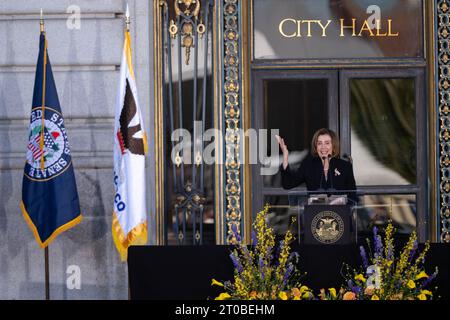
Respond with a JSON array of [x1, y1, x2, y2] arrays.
[[126, 3, 130, 32], [39, 10, 47, 171], [40, 8, 44, 33], [125, 4, 131, 300], [45, 247, 50, 300], [40, 8, 50, 300]]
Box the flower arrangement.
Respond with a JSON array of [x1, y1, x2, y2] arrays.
[[212, 205, 314, 300], [339, 222, 438, 300]]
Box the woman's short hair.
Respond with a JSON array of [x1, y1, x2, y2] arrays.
[[311, 128, 340, 157]]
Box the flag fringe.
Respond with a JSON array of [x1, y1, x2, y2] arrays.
[[20, 201, 82, 249], [112, 211, 147, 262]]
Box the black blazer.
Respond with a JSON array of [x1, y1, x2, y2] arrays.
[[281, 155, 357, 203]]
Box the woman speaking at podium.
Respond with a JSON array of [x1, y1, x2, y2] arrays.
[[276, 128, 357, 204]]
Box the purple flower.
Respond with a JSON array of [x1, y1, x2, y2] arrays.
[[359, 246, 369, 269], [423, 270, 438, 287], [372, 227, 382, 258], [347, 280, 361, 295], [373, 226, 378, 240], [259, 257, 265, 278], [408, 240, 418, 263], [275, 241, 284, 259], [242, 246, 252, 264], [251, 231, 257, 246], [259, 257, 264, 269], [229, 253, 243, 273], [374, 235, 383, 258], [387, 244, 394, 261], [289, 252, 300, 263], [283, 264, 294, 285]]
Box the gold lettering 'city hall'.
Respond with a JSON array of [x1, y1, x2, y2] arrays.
[[278, 18, 399, 38]]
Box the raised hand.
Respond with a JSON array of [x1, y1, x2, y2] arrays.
[[275, 135, 289, 169]]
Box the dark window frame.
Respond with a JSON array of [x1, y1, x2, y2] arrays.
[[251, 68, 428, 241]]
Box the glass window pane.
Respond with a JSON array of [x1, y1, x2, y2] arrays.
[[254, 0, 423, 60], [262, 79, 329, 188], [355, 194, 416, 242], [264, 195, 308, 237], [350, 78, 416, 185]]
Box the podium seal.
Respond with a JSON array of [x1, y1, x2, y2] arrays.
[[311, 210, 344, 244]]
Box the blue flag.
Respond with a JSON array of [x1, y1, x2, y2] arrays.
[[21, 32, 82, 248]]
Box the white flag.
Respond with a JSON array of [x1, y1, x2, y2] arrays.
[[112, 30, 148, 261]]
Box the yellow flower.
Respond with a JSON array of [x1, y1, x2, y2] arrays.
[[234, 277, 248, 297], [343, 292, 356, 300], [329, 288, 337, 298], [421, 290, 432, 296], [302, 291, 313, 299], [371, 295, 380, 300], [211, 279, 224, 287], [355, 274, 366, 283], [293, 296, 300, 300], [415, 271, 428, 280], [299, 286, 310, 294], [279, 291, 288, 300], [249, 291, 257, 299], [407, 280, 416, 289], [215, 292, 231, 300], [417, 293, 427, 300]]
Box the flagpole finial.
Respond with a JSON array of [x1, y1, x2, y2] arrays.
[[40, 8, 45, 33], [125, 3, 130, 31]]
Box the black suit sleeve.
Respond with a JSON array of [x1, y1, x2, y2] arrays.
[[345, 162, 357, 204], [281, 162, 306, 189]]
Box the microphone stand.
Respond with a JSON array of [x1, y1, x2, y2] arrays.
[[328, 154, 335, 191], [319, 156, 326, 190]]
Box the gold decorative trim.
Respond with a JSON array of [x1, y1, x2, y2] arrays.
[[437, 0, 450, 243], [223, 0, 243, 244], [154, 0, 165, 245], [215, 1, 225, 245], [241, 0, 252, 244], [426, 0, 437, 242], [251, 62, 427, 69], [249, 0, 254, 64]]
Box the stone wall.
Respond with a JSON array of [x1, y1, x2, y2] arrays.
[[0, 0, 155, 299]]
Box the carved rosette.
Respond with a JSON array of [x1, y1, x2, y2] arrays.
[[223, 0, 242, 244], [438, 0, 450, 243]]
